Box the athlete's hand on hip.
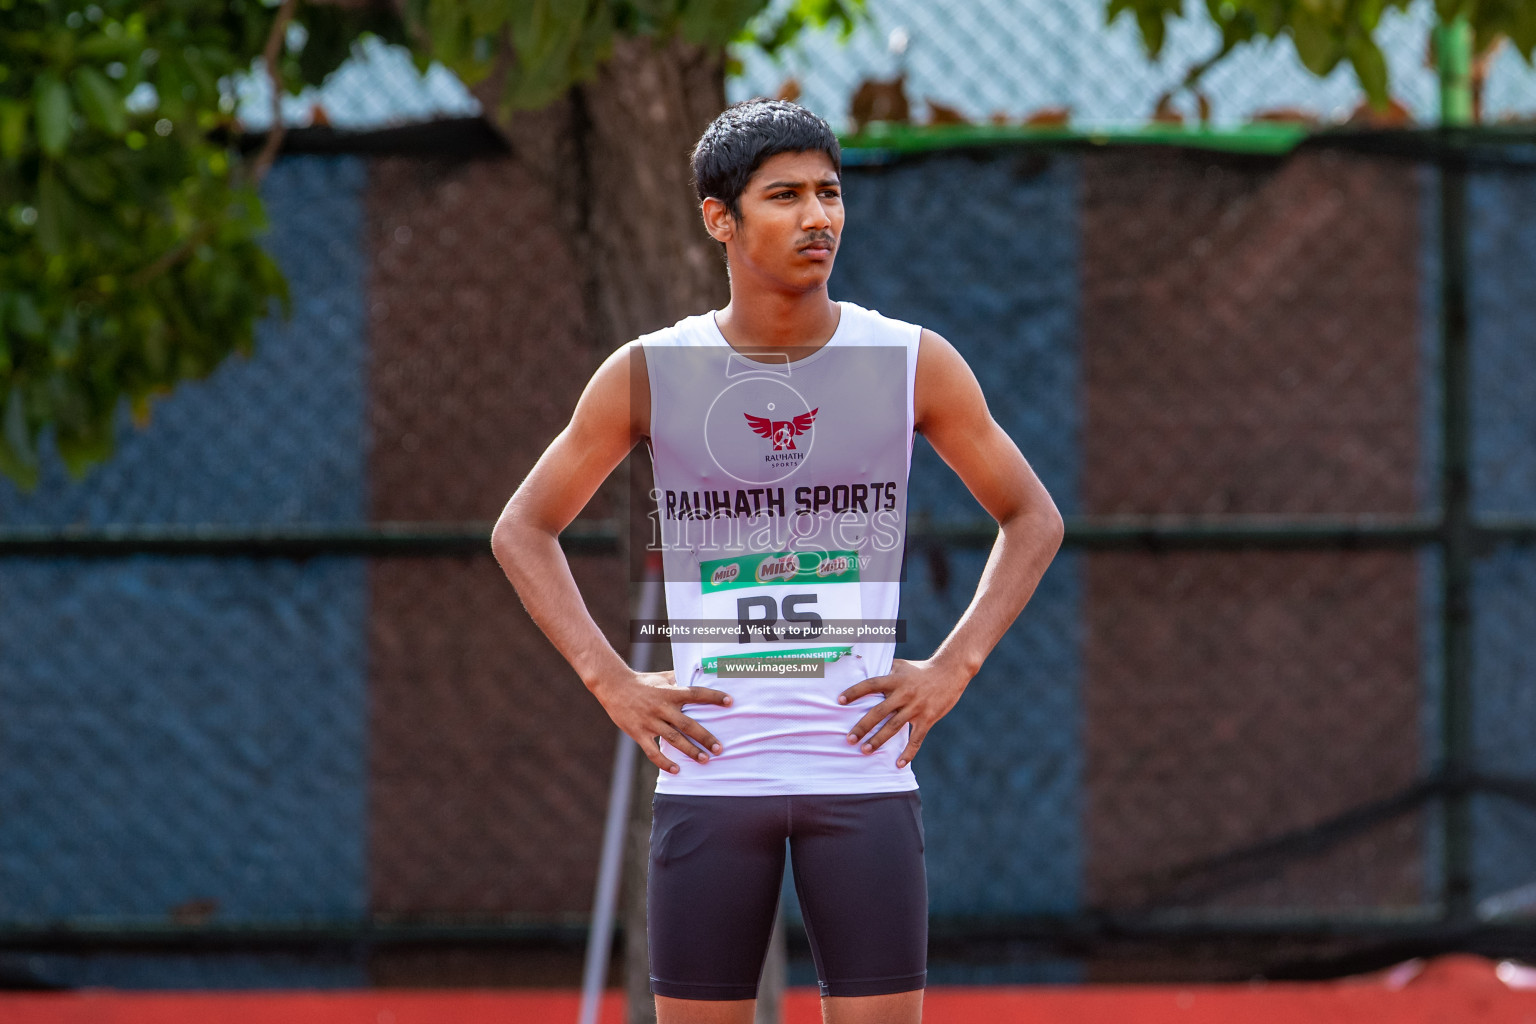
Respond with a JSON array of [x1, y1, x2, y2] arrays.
[[837, 658, 969, 768], [591, 670, 732, 775]]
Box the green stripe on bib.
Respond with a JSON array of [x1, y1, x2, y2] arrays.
[[700, 550, 860, 592], [701, 646, 854, 673]]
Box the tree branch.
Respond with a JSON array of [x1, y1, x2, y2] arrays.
[[1180, 36, 1238, 93], [250, 0, 299, 184], [126, 220, 220, 291]]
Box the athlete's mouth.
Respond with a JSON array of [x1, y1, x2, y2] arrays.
[[799, 234, 835, 256]]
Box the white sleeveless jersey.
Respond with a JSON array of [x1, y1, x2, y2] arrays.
[[640, 300, 921, 795]]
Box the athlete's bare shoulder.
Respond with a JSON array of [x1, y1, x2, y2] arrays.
[[913, 327, 986, 435], [571, 340, 649, 447], [623, 340, 651, 442]]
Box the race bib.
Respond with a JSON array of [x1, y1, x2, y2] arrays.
[[697, 549, 861, 674]]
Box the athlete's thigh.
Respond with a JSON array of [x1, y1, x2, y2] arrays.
[[654, 994, 756, 1024], [787, 791, 927, 999], [648, 794, 789, 1003], [822, 990, 924, 1024]]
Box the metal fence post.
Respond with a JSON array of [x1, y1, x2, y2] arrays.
[[1436, 13, 1475, 924]]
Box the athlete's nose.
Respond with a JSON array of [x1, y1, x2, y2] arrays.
[[802, 196, 832, 232]]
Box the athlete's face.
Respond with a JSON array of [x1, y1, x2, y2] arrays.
[[705, 150, 844, 292]]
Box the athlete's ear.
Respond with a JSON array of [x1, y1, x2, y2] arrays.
[[701, 196, 736, 243]]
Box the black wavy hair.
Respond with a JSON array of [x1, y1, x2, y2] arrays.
[[690, 99, 841, 222]]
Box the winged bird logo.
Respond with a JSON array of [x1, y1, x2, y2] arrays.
[[745, 408, 818, 451]]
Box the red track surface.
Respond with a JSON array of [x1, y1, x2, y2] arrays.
[[4, 956, 1535, 1024]]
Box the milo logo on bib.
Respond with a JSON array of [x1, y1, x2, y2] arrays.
[[711, 562, 741, 586], [817, 554, 854, 578], [755, 554, 801, 583]]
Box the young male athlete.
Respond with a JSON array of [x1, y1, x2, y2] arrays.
[[493, 99, 1063, 1024]]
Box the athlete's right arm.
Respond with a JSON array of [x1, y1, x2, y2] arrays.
[[491, 342, 730, 775]]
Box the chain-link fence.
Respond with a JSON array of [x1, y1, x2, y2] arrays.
[[7, 0, 1536, 993], [731, 0, 1536, 130], [230, 0, 1536, 135]]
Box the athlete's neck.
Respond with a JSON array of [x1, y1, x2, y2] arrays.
[[712, 289, 840, 363]]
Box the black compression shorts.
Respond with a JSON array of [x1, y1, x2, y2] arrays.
[[647, 791, 927, 1001]]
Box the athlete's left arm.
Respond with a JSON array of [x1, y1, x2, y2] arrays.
[[838, 328, 1064, 767]]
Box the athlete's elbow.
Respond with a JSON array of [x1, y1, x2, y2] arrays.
[[490, 515, 521, 576], [1039, 501, 1065, 548], [1038, 499, 1065, 553], [491, 501, 544, 575], [1000, 494, 1063, 551], [490, 513, 517, 561]]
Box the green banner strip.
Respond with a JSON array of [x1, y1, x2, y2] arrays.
[[700, 550, 860, 592], [839, 121, 1310, 157]]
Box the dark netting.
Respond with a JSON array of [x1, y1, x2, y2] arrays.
[[1078, 147, 1425, 519], [368, 553, 627, 920], [900, 546, 1084, 917], [1469, 164, 1536, 519], [1461, 159, 1536, 921], [4, 133, 1536, 990], [0, 157, 372, 529], [1083, 550, 1425, 912], [363, 154, 615, 524], [1469, 546, 1536, 909], [0, 556, 368, 921]]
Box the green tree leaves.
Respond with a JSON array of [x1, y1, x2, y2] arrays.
[[1347, 29, 1390, 102], [1109, 0, 1532, 110], [3, 2, 270, 486], [1107, 0, 1183, 59], [73, 64, 127, 135], [738, 0, 865, 57], [34, 73, 75, 156], [0, 0, 369, 488], [400, 0, 864, 117]]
